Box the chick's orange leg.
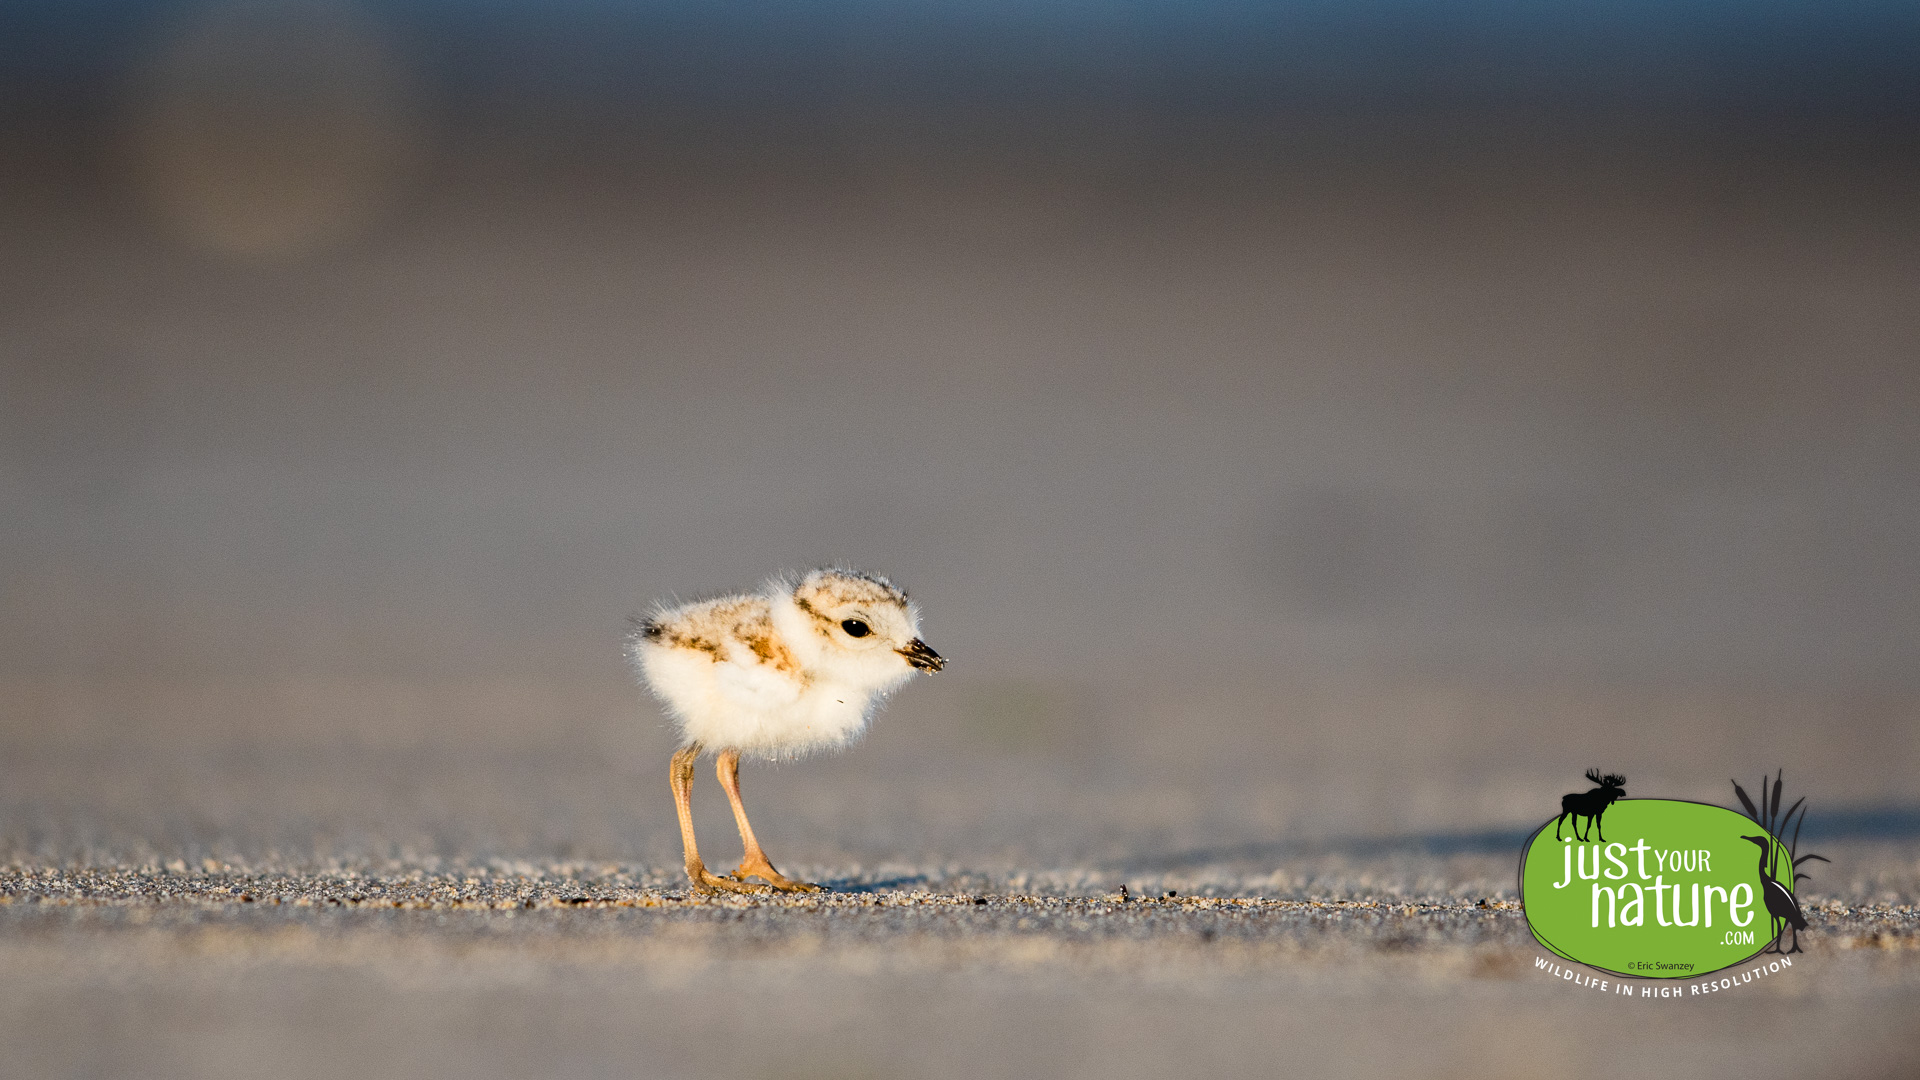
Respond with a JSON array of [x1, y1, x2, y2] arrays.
[[716, 748, 822, 892], [671, 742, 768, 894]]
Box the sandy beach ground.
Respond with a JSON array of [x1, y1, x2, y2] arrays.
[[6, 860, 1917, 1077], [4, 859, 1917, 1080], [4, 725, 1917, 1080]]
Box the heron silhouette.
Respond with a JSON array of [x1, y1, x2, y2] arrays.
[[1731, 771, 1829, 955], [1741, 834, 1808, 954]]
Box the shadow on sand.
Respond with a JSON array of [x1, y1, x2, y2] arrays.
[[1116, 803, 1920, 874]]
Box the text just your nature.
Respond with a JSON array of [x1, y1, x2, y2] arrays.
[[1552, 837, 1756, 934]]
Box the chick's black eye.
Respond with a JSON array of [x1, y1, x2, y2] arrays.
[[840, 619, 871, 638]]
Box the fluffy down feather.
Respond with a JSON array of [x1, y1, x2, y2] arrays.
[[628, 568, 942, 759]]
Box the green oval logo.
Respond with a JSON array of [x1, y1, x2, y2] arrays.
[[1520, 799, 1796, 978]]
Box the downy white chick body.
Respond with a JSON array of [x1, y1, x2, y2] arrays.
[[627, 567, 944, 892]]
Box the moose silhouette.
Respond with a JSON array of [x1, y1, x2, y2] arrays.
[[1554, 769, 1626, 843]]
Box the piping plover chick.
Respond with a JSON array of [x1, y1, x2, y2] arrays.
[[628, 567, 945, 893]]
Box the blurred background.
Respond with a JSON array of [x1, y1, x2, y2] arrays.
[[4, 0, 1920, 876]]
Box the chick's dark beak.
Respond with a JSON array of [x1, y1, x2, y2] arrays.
[[898, 638, 946, 672]]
